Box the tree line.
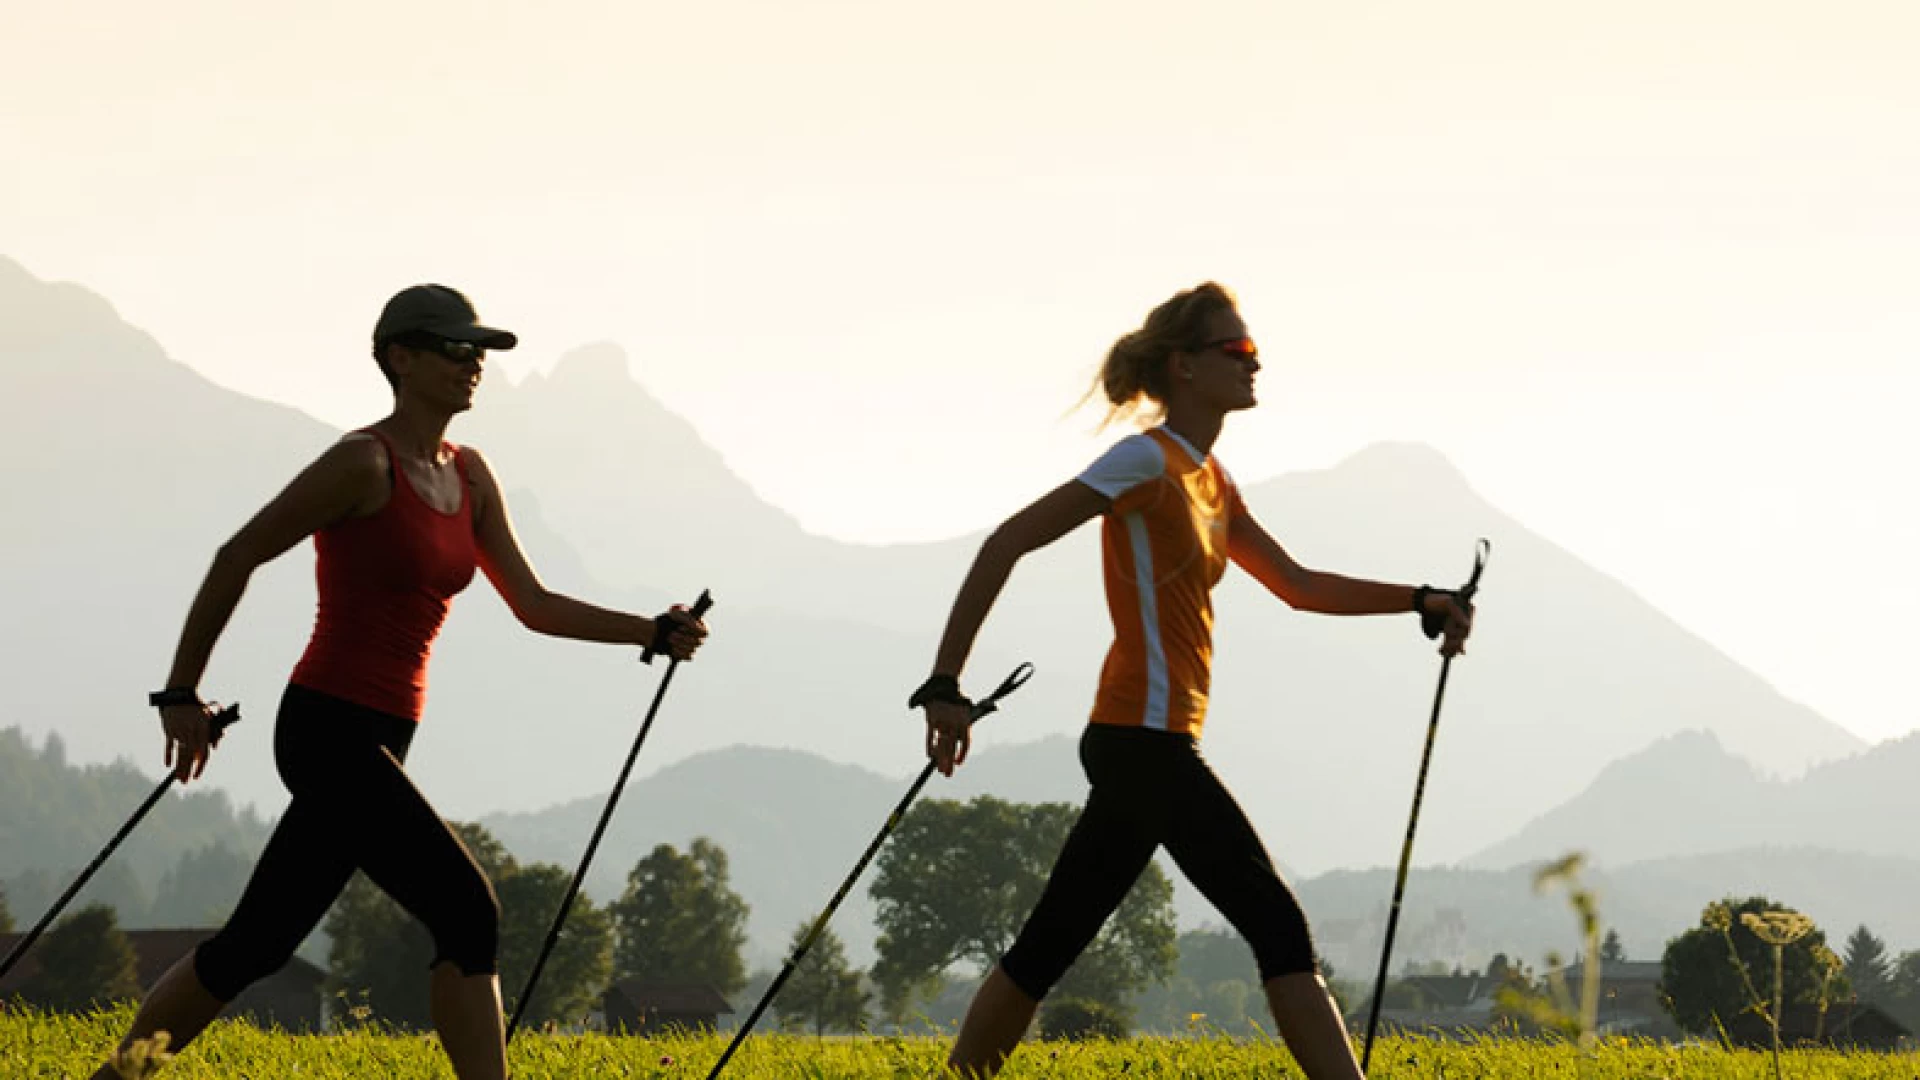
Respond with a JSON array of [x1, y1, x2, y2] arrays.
[[1361, 893, 1920, 1047], [1, 796, 1180, 1037], [20, 791, 1917, 1045], [1657, 897, 1920, 1039], [0, 729, 271, 929]]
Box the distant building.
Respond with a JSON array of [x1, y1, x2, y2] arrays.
[[1350, 973, 1498, 1036], [602, 980, 733, 1035], [0, 928, 325, 1032], [1725, 1003, 1911, 1052], [1353, 960, 1684, 1041], [1558, 960, 1678, 1038]]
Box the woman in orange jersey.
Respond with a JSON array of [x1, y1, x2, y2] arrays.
[[911, 282, 1472, 1079], [92, 285, 707, 1080]]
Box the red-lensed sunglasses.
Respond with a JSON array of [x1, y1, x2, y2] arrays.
[[1200, 337, 1259, 362]]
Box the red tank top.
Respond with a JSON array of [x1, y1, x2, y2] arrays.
[[289, 429, 479, 720]]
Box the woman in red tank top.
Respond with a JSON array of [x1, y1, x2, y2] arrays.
[[94, 285, 708, 1080]]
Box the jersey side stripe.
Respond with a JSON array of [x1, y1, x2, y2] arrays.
[[1124, 509, 1171, 731]]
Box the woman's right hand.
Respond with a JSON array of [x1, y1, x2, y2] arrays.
[[162, 701, 220, 783], [923, 699, 973, 777]]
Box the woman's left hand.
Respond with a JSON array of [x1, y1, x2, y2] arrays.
[[1422, 592, 1475, 657], [656, 604, 709, 661], [923, 699, 973, 776]]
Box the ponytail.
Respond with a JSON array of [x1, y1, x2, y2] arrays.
[[1089, 282, 1238, 427]]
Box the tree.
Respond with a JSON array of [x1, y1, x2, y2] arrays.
[[3, 861, 151, 931], [1881, 950, 1920, 1032], [1842, 926, 1890, 1004], [1197, 979, 1253, 1030], [1486, 953, 1516, 981], [611, 838, 749, 997], [149, 842, 252, 926], [327, 822, 613, 1029], [496, 862, 614, 1028], [1488, 957, 1553, 1035], [0, 883, 14, 933], [1599, 929, 1627, 964], [869, 796, 1176, 1024], [1133, 928, 1264, 1032], [1658, 896, 1833, 1036], [20, 904, 140, 1011], [1038, 997, 1128, 1040], [775, 921, 868, 1034]]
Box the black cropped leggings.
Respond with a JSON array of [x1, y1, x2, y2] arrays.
[[1000, 724, 1318, 1000], [194, 684, 499, 1002]]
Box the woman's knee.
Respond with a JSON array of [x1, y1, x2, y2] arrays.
[[1248, 903, 1321, 981], [426, 874, 501, 977], [193, 935, 289, 1003], [998, 945, 1067, 1002]]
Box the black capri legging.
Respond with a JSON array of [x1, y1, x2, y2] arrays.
[[999, 724, 1318, 1000], [193, 684, 500, 1002]]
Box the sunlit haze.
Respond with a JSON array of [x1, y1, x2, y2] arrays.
[[4, 0, 1916, 741]]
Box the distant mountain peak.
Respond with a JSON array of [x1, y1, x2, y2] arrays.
[[1592, 727, 1755, 784], [1329, 441, 1469, 487], [547, 342, 632, 384], [0, 256, 223, 390]]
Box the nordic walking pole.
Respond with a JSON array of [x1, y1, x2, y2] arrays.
[[506, 590, 713, 1042], [703, 661, 1035, 1080], [0, 704, 242, 982], [1361, 539, 1489, 1071]]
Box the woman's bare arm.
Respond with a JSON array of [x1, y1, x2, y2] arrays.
[[466, 448, 704, 656], [160, 437, 384, 779], [923, 480, 1108, 773]]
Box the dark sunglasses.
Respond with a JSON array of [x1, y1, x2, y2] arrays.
[[391, 332, 486, 363], [1200, 336, 1259, 363]]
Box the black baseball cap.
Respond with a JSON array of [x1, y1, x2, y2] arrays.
[[373, 285, 518, 351]]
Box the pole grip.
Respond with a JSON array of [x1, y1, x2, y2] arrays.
[[208, 703, 242, 744], [640, 589, 714, 665], [1460, 538, 1491, 602]]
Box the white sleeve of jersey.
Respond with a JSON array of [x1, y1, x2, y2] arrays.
[[1075, 433, 1166, 500]]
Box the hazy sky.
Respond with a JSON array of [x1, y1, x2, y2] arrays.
[[4, 1, 1916, 742]]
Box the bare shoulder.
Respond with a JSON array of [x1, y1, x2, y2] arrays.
[[455, 444, 503, 524], [455, 442, 492, 469], [298, 433, 389, 520], [328, 432, 388, 480], [456, 444, 502, 486]]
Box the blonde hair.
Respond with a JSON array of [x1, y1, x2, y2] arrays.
[[1090, 282, 1239, 427]]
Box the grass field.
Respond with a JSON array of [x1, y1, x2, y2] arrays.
[[7, 1007, 1917, 1079]]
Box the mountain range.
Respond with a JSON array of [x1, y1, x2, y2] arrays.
[[476, 722, 1920, 967], [1470, 727, 1920, 869], [0, 250, 1873, 906]]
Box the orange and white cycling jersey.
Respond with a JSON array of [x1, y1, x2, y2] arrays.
[[1076, 426, 1248, 738]]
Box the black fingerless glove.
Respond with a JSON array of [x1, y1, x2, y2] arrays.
[[148, 688, 202, 709], [1411, 585, 1458, 641], [646, 610, 681, 657], [909, 674, 973, 711]]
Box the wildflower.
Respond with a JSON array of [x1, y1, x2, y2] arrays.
[[1740, 911, 1812, 946], [109, 1031, 174, 1079], [1532, 852, 1585, 889], [1702, 903, 1732, 932]]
